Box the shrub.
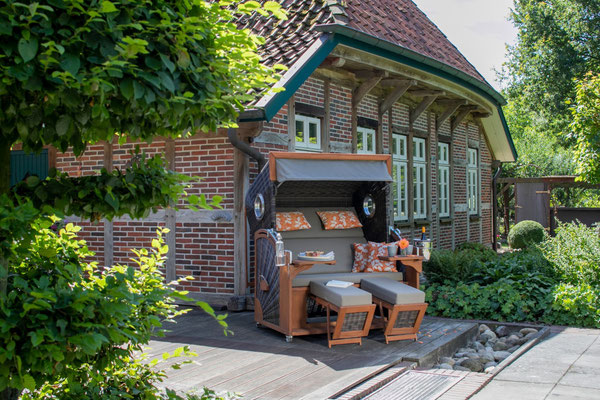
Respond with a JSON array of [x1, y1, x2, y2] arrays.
[[508, 220, 546, 249], [424, 243, 498, 284], [540, 221, 600, 286], [543, 283, 600, 328]]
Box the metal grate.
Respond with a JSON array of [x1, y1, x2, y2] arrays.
[[364, 371, 460, 400]]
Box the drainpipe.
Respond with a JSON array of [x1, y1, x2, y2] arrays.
[[227, 128, 265, 171], [492, 161, 502, 251]]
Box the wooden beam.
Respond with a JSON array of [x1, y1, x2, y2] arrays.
[[322, 79, 331, 152], [451, 105, 477, 133], [410, 95, 438, 125], [379, 80, 416, 115], [351, 103, 358, 153], [409, 89, 445, 97], [352, 73, 385, 108], [287, 95, 295, 151], [380, 78, 416, 87], [164, 138, 176, 283], [354, 70, 388, 80], [436, 100, 466, 130], [233, 137, 250, 298], [376, 109, 384, 154], [320, 57, 346, 68], [472, 111, 492, 119]]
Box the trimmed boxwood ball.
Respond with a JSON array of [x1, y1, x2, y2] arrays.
[[508, 220, 546, 249]]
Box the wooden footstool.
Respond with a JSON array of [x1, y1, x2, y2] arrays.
[[309, 281, 376, 348], [360, 278, 428, 344]]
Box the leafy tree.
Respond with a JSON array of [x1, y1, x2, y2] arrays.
[[503, 0, 600, 138], [569, 73, 600, 183], [0, 0, 284, 193]]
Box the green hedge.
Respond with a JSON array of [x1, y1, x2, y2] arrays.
[[508, 220, 546, 249]]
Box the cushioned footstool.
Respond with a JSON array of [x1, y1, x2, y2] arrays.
[[309, 281, 376, 348], [360, 277, 428, 344]]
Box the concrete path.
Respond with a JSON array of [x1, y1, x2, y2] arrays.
[[472, 326, 600, 400]]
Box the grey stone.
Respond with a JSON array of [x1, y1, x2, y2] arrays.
[[474, 341, 485, 352], [484, 366, 496, 373], [461, 358, 484, 372], [454, 365, 471, 371], [506, 334, 522, 346], [485, 346, 494, 353], [479, 352, 495, 363], [495, 325, 510, 337], [516, 331, 524, 338], [455, 351, 477, 358], [438, 363, 454, 370], [481, 330, 498, 344], [439, 357, 455, 366], [494, 351, 512, 362], [484, 361, 498, 369], [520, 328, 538, 336], [508, 345, 520, 353], [524, 331, 539, 341], [479, 324, 491, 333], [493, 341, 510, 351], [454, 357, 468, 365], [457, 347, 473, 353]]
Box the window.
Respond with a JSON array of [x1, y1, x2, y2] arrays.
[[413, 137, 427, 219], [295, 114, 321, 151], [438, 143, 450, 218], [467, 148, 479, 215], [357, 127, 376, 154], [392, 134, 408, 221]]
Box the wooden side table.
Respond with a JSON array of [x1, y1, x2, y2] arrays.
[[378, 255, 423, 289]]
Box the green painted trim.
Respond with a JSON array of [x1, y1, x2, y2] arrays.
[[497, 105, 518, 160], [263, 36, 338, 120]]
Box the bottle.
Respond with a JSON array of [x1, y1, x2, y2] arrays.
[[421, 226, 427, 241], [275, 232, 286, 266]]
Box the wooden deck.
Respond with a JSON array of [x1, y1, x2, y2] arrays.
[[148, 309, 477, 400]]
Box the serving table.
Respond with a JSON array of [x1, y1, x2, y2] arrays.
[[378, 255, 423, 289]]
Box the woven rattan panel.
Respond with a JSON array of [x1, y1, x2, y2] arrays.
[[255, 236, 279, 326], [246, 166, 275, 234], [342, 312, 368, 331], [276, 181, 363, 208], [394, 310, 419, 328]]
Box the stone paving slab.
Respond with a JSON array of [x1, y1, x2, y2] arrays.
[[472, 326, 600, 400]]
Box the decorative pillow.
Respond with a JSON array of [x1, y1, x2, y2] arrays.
[[352, 243, 369, 272], [365, 242, 397, 273], [317, 210, 363, 230], [276, 211, 311, 232]]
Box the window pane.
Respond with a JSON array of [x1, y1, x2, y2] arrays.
[[309, 123, 318, 144], [367, 132, 374, 152], [393, 137, 398, 155], [296, 120, 304, 143]]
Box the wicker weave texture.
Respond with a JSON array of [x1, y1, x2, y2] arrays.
[[393, 310, 419, 328], [246, 166, 275, 235], [341, 312, 368, 331], [255, 236, 279, 325]]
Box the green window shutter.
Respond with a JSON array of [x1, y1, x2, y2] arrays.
[[10, 149, 49, 187]]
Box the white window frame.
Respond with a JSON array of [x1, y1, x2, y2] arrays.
[[467, 148, 479, 215], [392, 134, 408, 221], [357, 126, 376, 154], [438, 142, 450, 218], [295, 114, 321, 151], [413, 137, 427, 220]]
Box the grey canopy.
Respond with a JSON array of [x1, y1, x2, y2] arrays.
[[275, 158, 392, 183]]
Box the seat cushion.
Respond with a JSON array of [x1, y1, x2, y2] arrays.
[[293, 272, 403, 287], [309, 281, 372, 307], [360, 277, 425, 304]]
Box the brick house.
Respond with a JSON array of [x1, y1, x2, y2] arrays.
[[49, 0, 516, 307]]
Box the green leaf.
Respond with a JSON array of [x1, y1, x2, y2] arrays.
[[18, 38, 39, 62], [133, 81, 145, 100], [159, 54, 175, 73], [100, 1, 118, 13], [104, 192, 120, 211], [55, 115, 71, 136], [120, 79, 134, 100], [22, 374, 36, 391], [60, 53, 81, 75]]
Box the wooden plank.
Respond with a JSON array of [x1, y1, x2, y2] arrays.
[[377, 110, 384, 154], [233, 143, 249, 297], [103, 140, 113, 268], [351, 104, 358, 153], [287, 95, 296, 151], [436, 100, 466, 130], [322, 79, 331, 152], [409, 89, 445, 97], [410, 95, 438, 125], [352, 75, 384, 108]]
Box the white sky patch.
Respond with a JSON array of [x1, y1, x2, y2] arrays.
[[412, 0, 518, 91]]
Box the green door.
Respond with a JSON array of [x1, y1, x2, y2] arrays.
[[10, 149, 49, 187]]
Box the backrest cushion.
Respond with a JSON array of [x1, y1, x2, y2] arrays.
[[352, 243, 368, 272], [364, 242, 397, 272], [279, 207, 366, 274], [276, 211, 311, 231], [316, 210, 362, 230]]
